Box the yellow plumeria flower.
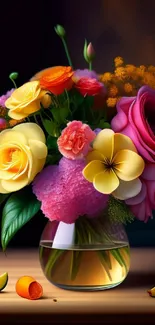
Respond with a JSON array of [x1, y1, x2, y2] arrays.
[[82, 129, 145, 200], [0, 123, 47, 193], [5, 81, 51, 120]]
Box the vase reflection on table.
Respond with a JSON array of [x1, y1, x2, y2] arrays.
[[39, 214, 130, 291]]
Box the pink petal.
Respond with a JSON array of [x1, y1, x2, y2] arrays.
[[111, 110, 128, 132], [142, 163, 155, 180]]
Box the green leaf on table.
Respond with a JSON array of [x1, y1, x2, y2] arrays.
[[1, 187, 41, 251]]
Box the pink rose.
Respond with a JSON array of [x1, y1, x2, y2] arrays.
[[57, 120, 96, 160], [126, 178, 155, 222], [111, 86, 155, 163]]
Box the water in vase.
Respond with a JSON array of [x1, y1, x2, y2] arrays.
[[39, 240, 130, 290]]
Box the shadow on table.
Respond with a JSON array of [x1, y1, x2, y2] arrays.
[[119, 272, 155, 288]]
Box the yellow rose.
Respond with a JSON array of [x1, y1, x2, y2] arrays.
[[0, 123, 47, 193], [5, 81, 50, 120]]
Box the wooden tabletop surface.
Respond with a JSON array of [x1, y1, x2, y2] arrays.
[[0, 248, 155, 324]]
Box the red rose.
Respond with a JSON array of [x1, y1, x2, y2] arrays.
[[75, 77, 104, 96]]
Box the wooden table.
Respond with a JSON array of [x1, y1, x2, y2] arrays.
[[0, 248, 155, 324]]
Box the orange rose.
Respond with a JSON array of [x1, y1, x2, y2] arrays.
[[32, 66, 74, 95]]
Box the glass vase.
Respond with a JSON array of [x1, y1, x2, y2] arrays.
[[39, 214, 130, 291]]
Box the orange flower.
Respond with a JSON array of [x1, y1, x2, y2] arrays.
[[32, 66, 74, 95]]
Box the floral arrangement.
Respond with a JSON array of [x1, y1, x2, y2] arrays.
[[0, 24, 155, 264]]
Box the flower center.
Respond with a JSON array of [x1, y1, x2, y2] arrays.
[[0, 146, 28, 174], [103, 158, 115, 170]]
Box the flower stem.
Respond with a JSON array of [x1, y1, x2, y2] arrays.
[[89, 62, 92, 71], [34, 115, 39, 124], [62, 38, 73, 69], [11, 78, 17, 89]]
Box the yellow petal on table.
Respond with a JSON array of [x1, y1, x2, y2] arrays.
[[114, 149, 145, 181], [0, 130, 27, 145], [93, 129, 114, 162], [86, 150, 105, 163], [14, 123, 46, 144], [82, 160, 104, 182], [112, 178, 142, 200], [93, 169, 119, 194], [29, 140, 47, 159], [113, 133, 137, 156], [1, 175, 29, 192]]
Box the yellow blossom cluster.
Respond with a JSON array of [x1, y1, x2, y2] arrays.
[[100, 57, 155, 107]]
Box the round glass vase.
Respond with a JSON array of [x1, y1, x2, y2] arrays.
[[39, 214, 130, 291]]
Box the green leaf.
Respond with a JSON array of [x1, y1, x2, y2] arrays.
[[102, 122, 111, 129], [51, 105, 70, 124], [1, 187, 41, 251], [47, 136, 58, 150], [45, 154, 60, 165], [83, 39, 89, 63], [42, 119, 59, 137], [97, 119, 111, 129]]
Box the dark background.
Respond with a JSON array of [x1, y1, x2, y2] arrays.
[[1, 0, 155, 247]]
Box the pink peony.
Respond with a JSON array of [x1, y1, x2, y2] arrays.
[[32, 158, 108, 224], [126, 178, 155, 222], [111, 86, 155, 163], [57, 120, 96, 160]]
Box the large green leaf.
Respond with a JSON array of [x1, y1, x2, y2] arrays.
[[42, 119, 59, 137], [1, 187, 41, 250]]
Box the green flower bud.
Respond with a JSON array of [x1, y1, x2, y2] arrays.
[[9, 72, 18, 80], [54, 25, 66, 38], [83, 39, 89, 63]]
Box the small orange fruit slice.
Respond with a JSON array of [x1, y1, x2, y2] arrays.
[[16, 276, 43, 300]]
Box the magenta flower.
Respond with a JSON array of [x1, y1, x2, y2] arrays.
[[125, 162, 155, 222], [126, 179, 154, 222], [33, 158, 108, 224], [57, 120, 96, 160], [0, 89, 14, 107], [111, 86, 155, 163]]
